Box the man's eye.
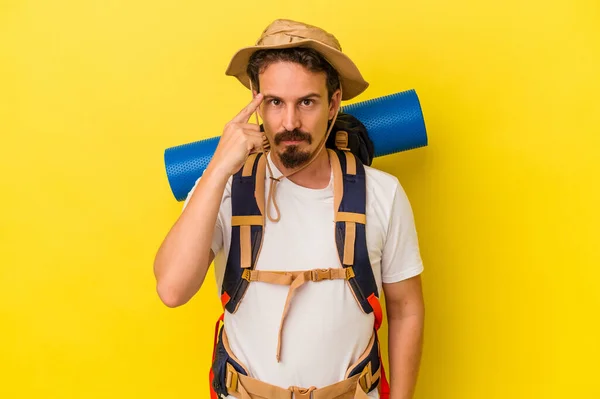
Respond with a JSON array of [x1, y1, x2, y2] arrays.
[[270, 99, 281, 106], [301, 99, 313, 106]]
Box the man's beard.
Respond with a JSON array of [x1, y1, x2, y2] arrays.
[[274, 129, 313, 169]]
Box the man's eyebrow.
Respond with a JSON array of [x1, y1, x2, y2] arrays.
[[262, 94, 281, 100], [299, 93, 322, 100], [261, 93, 322, 101]]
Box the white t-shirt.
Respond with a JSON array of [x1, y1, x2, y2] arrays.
[[183, 153, 423, 398]]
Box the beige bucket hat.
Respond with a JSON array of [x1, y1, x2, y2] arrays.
[[225, 19, 369, 100]]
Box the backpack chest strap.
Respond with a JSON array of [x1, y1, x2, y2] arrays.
[[242, 267, 354, 363], [242, 267, 354, 285]]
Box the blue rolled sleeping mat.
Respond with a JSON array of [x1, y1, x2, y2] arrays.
[[164, 89, 428, 201]]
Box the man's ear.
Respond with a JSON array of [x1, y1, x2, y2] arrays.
[[328, 88, 342, 120]]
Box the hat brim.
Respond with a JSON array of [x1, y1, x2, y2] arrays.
[[225, 39, 369, 101]]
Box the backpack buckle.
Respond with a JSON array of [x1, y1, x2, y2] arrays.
[[310, 269, 332, 282], [289, 386, 316, 399], [335, 131, 350, 151], [358, 362, 373, 392]]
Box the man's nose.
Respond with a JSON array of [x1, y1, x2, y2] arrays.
[[282, 105, 301, 131]]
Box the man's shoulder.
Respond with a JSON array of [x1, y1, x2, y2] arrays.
[[363, 165, 401, 198], [363, 164, 399, 184]]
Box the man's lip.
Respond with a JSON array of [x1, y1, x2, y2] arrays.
[[281, 140, 304, 144]]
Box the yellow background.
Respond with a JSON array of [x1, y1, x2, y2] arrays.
[[1, 0, 599, 398]]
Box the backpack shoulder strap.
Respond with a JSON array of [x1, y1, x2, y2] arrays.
[[221, 152, 266, 313], [329, 148, 382, 329]]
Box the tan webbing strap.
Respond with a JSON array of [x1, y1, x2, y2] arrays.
[[343, 221, 356, 266], [234, 216, 261, 270], [344, 151, 356, 175], [354, 383, 371, 399], [242, 153, 259, 177], [329, 151, 364, 267], [223, 327, 375, 399], [290, 386, 317, 399], [242, 269, 294, 285], [336, 212, 366, 224], [234, 155, 266, 270], [329, 149, 344, 219], [255, 155, 266, 217], [242, 268, 350, 285], [227, 365, 370, 399], [240, 225, 252, 269], [231, 216, 263, 226]]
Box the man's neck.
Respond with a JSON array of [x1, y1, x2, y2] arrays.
[[270, 148, 331, 189]]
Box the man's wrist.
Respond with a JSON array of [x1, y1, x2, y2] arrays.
[[203, 162, 231, 184]]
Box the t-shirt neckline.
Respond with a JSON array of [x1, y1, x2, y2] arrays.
[[266, 152, 334, 200]]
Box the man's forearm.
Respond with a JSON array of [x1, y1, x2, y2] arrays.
[[387, 313, 424, 399], [153, 164, 229, 307]]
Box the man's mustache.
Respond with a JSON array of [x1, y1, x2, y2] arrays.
[[274, 129, 312, 145]]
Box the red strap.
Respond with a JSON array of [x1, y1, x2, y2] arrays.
[[220, 291, 231, 308], [209, 313, 225, 399], [367, 294, 388, 398], [209, 368, 217, 399], [367, 293, 383, 331], [379, 356, 391, 399]]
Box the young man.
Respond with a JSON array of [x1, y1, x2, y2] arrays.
[[154, 19, 425, 399]]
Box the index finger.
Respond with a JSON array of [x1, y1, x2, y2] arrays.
[[232, 93, 264, 123]]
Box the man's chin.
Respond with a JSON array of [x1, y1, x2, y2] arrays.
[[276, 147, 312, 169]]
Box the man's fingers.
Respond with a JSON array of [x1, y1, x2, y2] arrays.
[[232, 93, 264, 123], [239, 123, 261, 132], [247, 135, 265, 154], [243, 130, 264, 138]]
